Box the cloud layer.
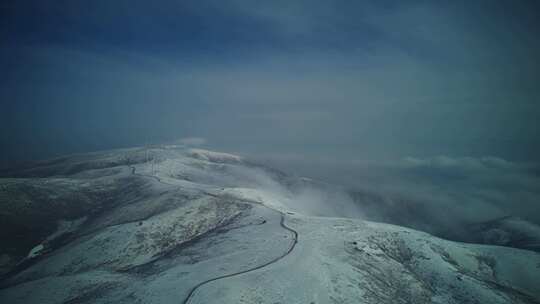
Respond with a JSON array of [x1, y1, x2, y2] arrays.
[[1, 1, 540, 166], [275, 154, 540, 245]]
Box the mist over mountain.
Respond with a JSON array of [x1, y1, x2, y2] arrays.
[[263, 155, 540, 246], [2, 0, 540, 303]]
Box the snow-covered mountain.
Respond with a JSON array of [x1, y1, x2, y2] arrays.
[[1, 146, 539, 303]]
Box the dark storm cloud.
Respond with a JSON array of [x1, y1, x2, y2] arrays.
[[1, 0, 540, 167]]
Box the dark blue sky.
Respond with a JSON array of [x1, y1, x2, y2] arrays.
[[1, 0, 540, 167]]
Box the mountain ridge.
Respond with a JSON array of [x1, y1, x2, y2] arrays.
[[1, 145, 539, 303]]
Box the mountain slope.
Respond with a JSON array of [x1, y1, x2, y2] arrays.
[[1, 146, 539, 303]]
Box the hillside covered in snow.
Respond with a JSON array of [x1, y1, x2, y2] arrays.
[[1, 146, 539, 303]]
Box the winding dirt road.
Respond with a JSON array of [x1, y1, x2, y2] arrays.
[[128, 164, 299, 304], [181, 210, 297, 304]]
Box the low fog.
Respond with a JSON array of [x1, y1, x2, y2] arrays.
[[171, 143, 540, 251], [244, 151, 540, 250]]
